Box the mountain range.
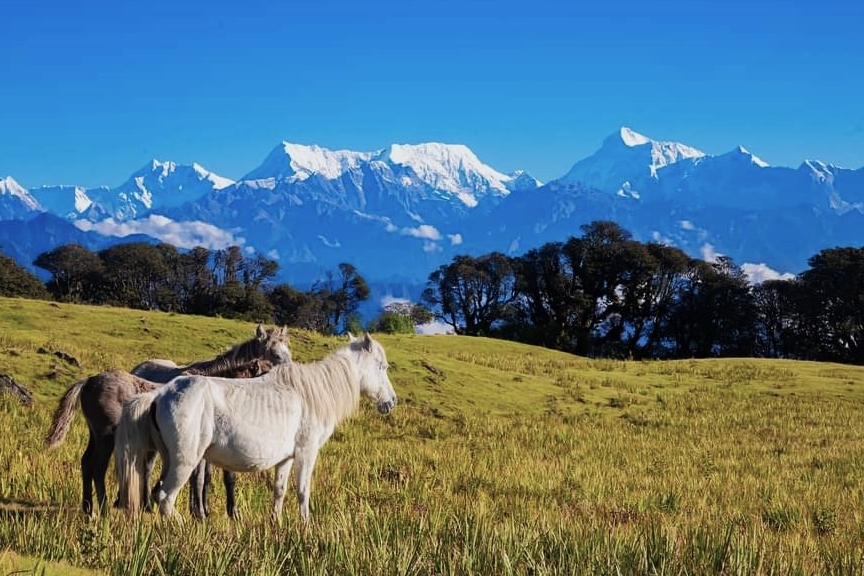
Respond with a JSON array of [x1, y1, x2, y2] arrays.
[[2, 127, 863, 308]]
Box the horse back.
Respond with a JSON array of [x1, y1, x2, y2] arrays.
[[80, 370, 148, 434]]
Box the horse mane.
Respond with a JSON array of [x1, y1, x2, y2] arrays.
[[185, 358, 272, 379], [182, 330, 279, 375], [129, 374, 160, 394], [272, 345, 361, 427]]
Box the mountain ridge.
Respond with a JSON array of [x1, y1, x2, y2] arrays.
[[1, 128, 862, 303]]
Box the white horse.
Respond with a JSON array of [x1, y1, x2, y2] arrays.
[[115, 332, 397, 523]]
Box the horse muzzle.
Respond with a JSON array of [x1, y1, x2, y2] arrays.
[[377, 399, 396, 414]]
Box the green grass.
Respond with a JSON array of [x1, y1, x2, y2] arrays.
[[2, 296, 864, 574]]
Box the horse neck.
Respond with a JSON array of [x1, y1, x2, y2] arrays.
[[182, 340, 257, 376], [284, 350, 361, 427]]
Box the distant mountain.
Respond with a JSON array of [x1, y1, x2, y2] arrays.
[[2, 129, 862, 305], [0, 176, 41, 220], [559, 127, 706, 197], [30, 160, 234, 221], [30, 184, 106, 219], [487, 128, 864, 273]]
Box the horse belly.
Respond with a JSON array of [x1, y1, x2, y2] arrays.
[[205, 420, 299, 472]]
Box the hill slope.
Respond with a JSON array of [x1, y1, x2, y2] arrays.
[[2, 298, 864, 575]]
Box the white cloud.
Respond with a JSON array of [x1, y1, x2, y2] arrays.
[[404, 224, 441, 240], [447, 233, 463, 245], [423, 241, 442, 253], [318, 235, 341, 248], [267, 249, 280, 260], [74, 215, 245, 250], [415, 321, 455, 335], [679, 220, 696, 231], [700, 243, 722, 262], [383, 221, 444, 241], [741, 263, 796, 285], [651, 230, 674, 245]]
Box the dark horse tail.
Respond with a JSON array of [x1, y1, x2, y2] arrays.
[[45, 378, 88, 448], [115, 389, 160, 516]]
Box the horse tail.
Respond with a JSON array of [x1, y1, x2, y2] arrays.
[[44, 377, 88, 448], [115, 390, 159, 516]]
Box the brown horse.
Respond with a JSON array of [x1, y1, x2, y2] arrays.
[[130, 325, 291, 381], [45, 325, 290, 516]]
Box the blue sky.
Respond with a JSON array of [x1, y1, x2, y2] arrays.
[[3, 0, 863, 188]]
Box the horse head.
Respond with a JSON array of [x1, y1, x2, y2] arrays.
[[349, 332, 397, 414], [256, 325, 292, 366]]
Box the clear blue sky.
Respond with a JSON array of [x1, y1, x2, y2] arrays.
[[3, 0, 863, 188]]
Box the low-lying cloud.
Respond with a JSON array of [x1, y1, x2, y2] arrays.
[[74, 214, 246, 250]]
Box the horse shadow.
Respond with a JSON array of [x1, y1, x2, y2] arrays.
[[0, 497, 62, 518]]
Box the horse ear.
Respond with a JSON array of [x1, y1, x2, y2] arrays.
[[347, 332, 356, 342], [362, 332, 373, 351], [256, 324, 266, 338]]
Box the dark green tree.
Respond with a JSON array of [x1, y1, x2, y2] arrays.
[[34, 243, 103, 303], [797, 246, 864, 364], [317, 263, 370, 335], [96, 243, 170, 309], [423, 252, 516, 336], [0, 250, 49, 299], [663, 256, 757, 358]]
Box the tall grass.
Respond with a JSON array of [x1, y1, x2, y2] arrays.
[[1, 297, 864, 574]]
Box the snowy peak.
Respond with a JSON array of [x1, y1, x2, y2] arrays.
[[561, 127, 706, 190], [0, 176, 41, 211], [132, 159, 235, 190], [721, 145, 769, 168], [504, 170, 543, 192], [607, 126, 706, 176], [378, 142, 514, 205], [242, 142, 372, 182], [618, 126, 652, 147], [30, 184, 95, 217], [241, 140, 535, 208]]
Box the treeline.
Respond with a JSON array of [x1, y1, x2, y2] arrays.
[[1, 220, 861, 364], [0, 242, 374, 335], [421, 221, 864, 365]]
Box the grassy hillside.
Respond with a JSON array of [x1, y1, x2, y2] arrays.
[[1, 296, 864, 574]]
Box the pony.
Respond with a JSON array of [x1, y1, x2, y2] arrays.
[[45, 324, 290, 516], [116, 332, 397, 524]]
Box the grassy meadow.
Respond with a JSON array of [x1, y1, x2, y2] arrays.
[[1, 296, 864, 574]]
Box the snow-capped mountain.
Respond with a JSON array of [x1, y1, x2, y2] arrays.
[[1, 128, 862, 298], [0, 176, 42, 219], [488, 128, 864, 275], [84, 160, 235, 220], [166, 141, 541, 283], [559, 127, 706, 197], [31, 161, 236, 222], [241, 141, 535, 210], [242, 142, 373, 183], [30, 185, 106, 219]]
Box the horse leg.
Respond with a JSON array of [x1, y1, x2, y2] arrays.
[[188, 461, 208, 520], [293, 449, 320, 525], [271, 457, 294, 522], [92, 435, 114, 516], [202, 461, 213, 517], [223, 469, 237, 519], [156, 459, 199, 519], [80, 434, 95, 515], [144, 449, 159, 512]]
